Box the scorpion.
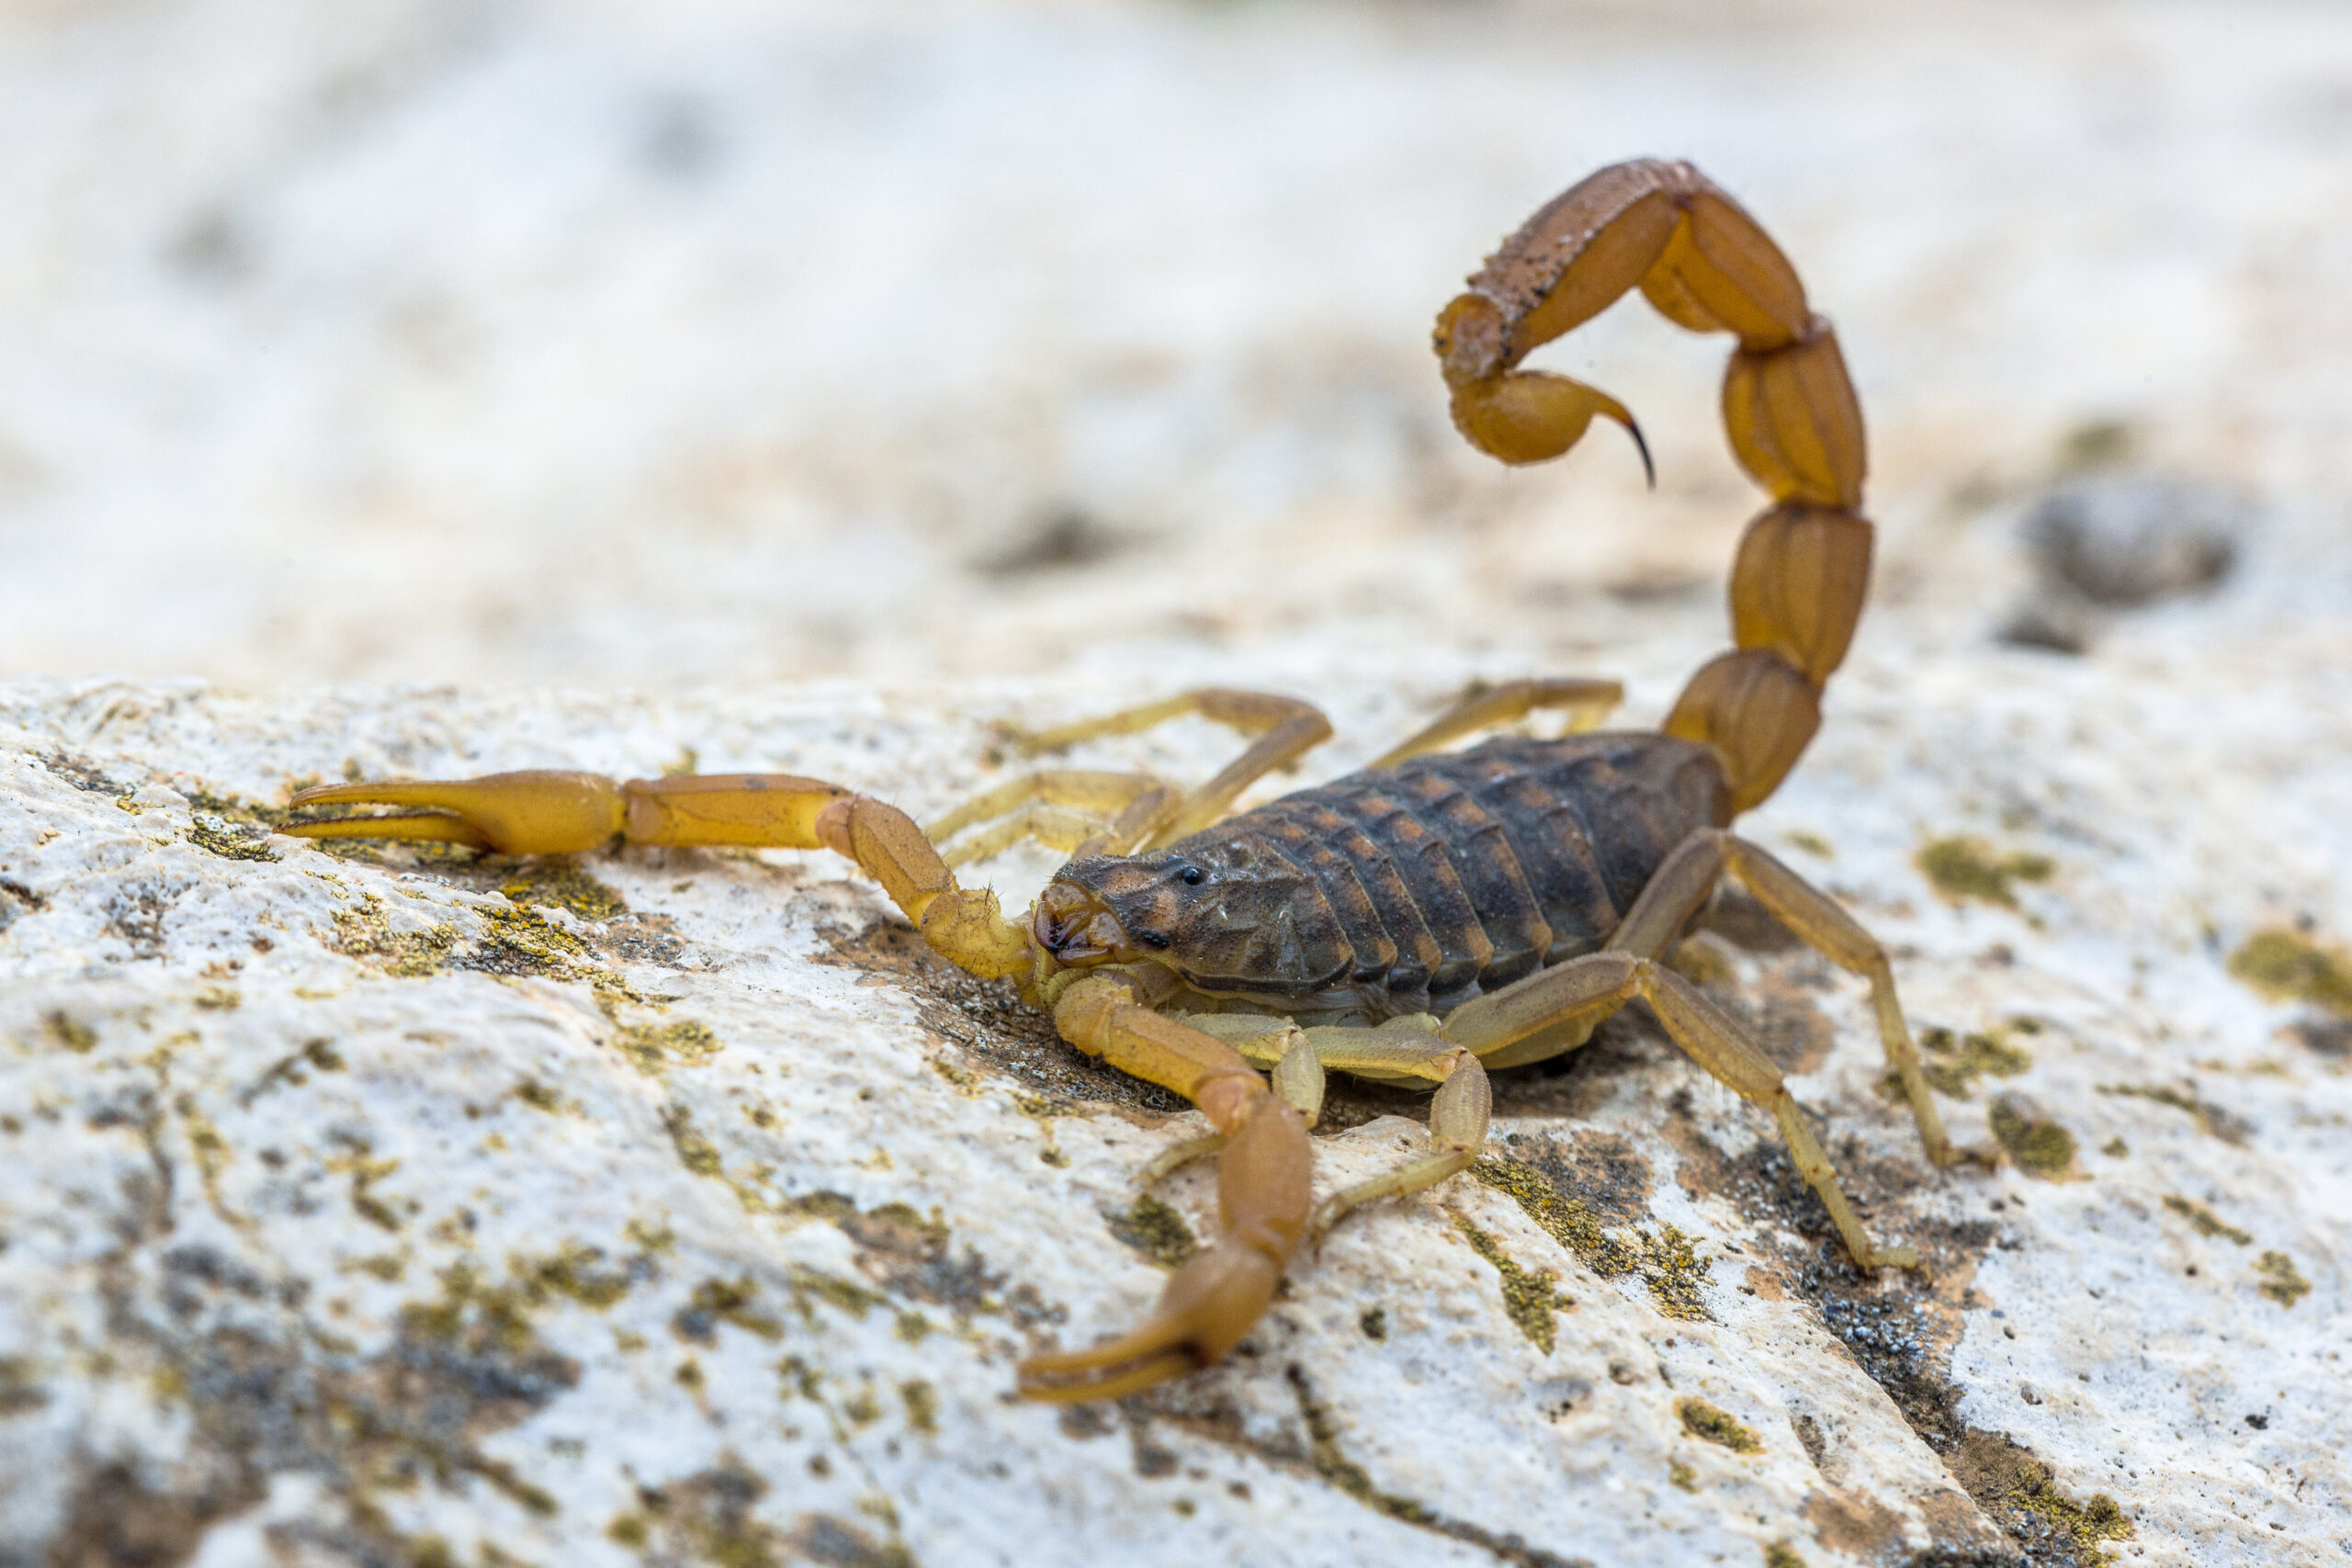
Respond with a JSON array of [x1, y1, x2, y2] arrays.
[[285, 160, 1962, 1404]]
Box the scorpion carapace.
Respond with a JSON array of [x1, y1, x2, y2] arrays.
[[282, 161, 1960, 1405]]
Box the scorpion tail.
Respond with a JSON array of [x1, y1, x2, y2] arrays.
[[1664, 495, 1872, 816], [1664, 331, 1872, 815], [1438, 160, 1872, 816]]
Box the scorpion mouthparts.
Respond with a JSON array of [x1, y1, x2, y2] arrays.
[[1035, 883, 1132, 964]]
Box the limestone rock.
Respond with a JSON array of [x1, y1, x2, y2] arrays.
[[0, 615, 2344, 1565]]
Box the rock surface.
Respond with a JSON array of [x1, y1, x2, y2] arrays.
[[1, 578, 2346, 1567], [5, 2, 2352, 1564]]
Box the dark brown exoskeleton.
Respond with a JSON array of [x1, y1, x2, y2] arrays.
[[284, 160, 1962, 1404]]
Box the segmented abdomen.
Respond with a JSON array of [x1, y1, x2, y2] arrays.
[[1176, 732, 1727, 1014]]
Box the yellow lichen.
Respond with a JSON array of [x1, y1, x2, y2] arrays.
[[2005, 1456, 2132, 1563], [330, 896, 457, 977], [788, 1267, 888, 1321], [614, 1020, 723, 1075], [1286, 1369, 1435, 1527], [1763, 1545, 1807, 1568], [1473, 1157, 1639, 1276], [1880, 1021, 2034, 1101], [2162, 1195, 2251, 1246], [1453, 1215, 1567, 1353], [1638, 1224, 1711, 1322], [2229, 928, 2352, 1016], [1989, 1096, 2077, 1179], [2254, 1251, 2310, 1308], [494, 857, 628, 921], [1676, 1397, 1760, 1453], [1917, 836, 2054, 909], [186, 817, 279, 862], [1472, 1159, 1709, 1318], [1106, 1195, 1198, 1269], [899, 1380, 938, 1435], [679, 1276, 784, 1340], [517, 1243, 636, 1309], [175, 1094, 236, 1222], [662, 1106, 724, 1179]]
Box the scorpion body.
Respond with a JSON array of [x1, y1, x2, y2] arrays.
[[1056, 733, 1725, 1021], [284, 160, 1970, 1404]]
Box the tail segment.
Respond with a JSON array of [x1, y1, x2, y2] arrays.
[[1436, 159, 1871, 815]]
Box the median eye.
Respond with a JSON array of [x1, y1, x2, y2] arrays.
[[1179, 865, 1204, 886], [1136, 930, 1172, 949]]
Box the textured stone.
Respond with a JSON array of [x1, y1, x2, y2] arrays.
[[0, 591, 2346, 1566]]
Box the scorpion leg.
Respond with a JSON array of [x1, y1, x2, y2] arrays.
[[1001, 688, 1333, 848], [285, 772, 1035, 978], [1368, 676, 1623, 769], [1443, 953, 1918, 1271], [1018, 976, 1317, 1403], [1605, 829, 1973, 1168], [1307, 1050, 1491, 1239], [925, 770, 1177, 866], [1190, 1013, 1494, 1236]]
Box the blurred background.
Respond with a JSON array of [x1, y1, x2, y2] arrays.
[[0, 0, 2345, 692]]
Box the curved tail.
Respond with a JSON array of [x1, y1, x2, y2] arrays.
[[1435, 159, 1871, 814]]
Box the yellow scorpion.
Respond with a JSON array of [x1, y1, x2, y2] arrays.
[[287, 161, 1954, 1403]]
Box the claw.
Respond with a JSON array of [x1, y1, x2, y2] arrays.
[[1016, 1231, 1284, 1404], [283, 771, 624, 856], [1018, 1089, 1309, 1404]]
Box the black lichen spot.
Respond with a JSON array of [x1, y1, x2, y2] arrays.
[[1359, 1306, 1386, 1341], [1676, 1397, 1761, 1453], [40, 752, 130, 794], [972, 508, 1132, 578], [817, 918, 1187, 1118], [0, 876, 44, 936]]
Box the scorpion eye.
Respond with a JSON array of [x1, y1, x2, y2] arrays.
[[1179, 865, 1204, 886], [1136, 930, 1172, 949]]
